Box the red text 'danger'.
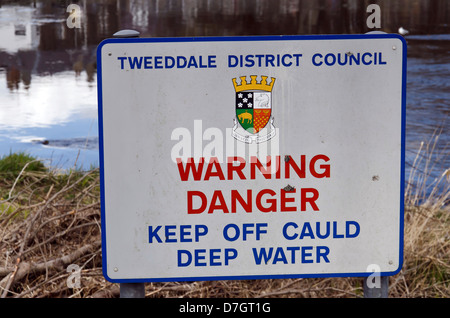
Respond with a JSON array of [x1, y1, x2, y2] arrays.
[[187, 187, 320, 214]]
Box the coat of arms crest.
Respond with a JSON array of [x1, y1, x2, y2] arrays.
[[232, 75, 276, 143]]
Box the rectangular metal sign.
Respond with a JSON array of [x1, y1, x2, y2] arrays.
[[97, 34, 406, 282]]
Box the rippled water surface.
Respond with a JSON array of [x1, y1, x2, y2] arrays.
[[0, 0, 448, 196]]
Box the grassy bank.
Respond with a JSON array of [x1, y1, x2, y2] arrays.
[[0, 148, 448, 298]]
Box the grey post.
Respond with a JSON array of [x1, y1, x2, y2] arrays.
[[120, 282, 146, 298], [362, 31, 390, 299], [113, 29, 145, 298], [363, 275, 389, 298], [113, 29, 140, 38]]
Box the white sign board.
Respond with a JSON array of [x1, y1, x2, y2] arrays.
[[97, 34, 406, 282]]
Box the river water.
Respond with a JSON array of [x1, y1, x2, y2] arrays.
[[0, 0, 448, 198]]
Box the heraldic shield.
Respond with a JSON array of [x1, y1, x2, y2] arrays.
[[232, 75, 276, 143]]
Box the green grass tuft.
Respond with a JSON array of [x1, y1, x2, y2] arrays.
[[0, 152, 47, 179]]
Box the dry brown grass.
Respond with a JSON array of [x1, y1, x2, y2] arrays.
[[0, 134, 448, 298]]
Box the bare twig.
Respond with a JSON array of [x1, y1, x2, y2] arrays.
[[0, 241, 101, 297]]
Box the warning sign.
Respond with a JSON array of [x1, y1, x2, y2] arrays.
[[97, 34, 406, 282]]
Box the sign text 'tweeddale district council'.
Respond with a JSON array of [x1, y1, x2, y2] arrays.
[[116, 51, 386, 70]]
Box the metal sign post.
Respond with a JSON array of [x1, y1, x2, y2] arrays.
[[364, 276, 389, 298], [120, 282, 145, 298], [113, 30, 145, 298]]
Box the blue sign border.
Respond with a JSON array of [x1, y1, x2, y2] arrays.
[[97, 33, 406, 283]]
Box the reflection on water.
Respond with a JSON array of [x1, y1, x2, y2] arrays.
[[0, 1, 100, 169], [0, 0, 448, 196], [0, 71, 96, 129]]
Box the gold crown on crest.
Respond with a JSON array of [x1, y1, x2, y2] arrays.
[[232, 75, 275, 92]]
